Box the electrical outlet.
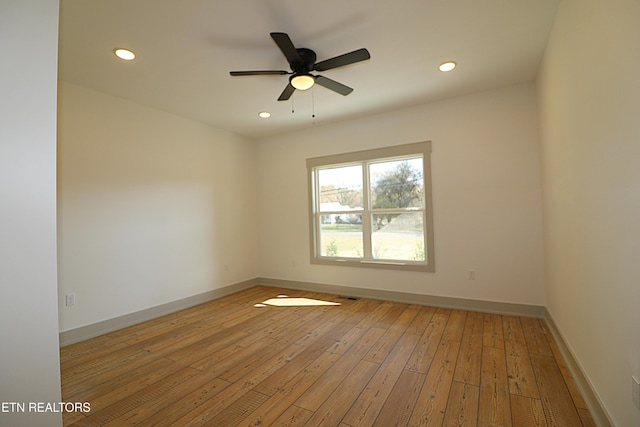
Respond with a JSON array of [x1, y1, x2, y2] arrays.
[[467, 270, 476, 280], [65, 293, 76, 306], [632, 376, 640, 410]]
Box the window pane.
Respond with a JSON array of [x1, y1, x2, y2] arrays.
[[318, 165, 363, 212], [320, 214, 363, 258], [372, 212, 424, 261], [370, 158, 423, 209]]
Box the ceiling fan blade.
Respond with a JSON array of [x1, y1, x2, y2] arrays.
[[314, 48, 371, 72], [314, 75, 353, 96], [278, 83, 296, 101], [230, 70, 289, 76], [270, 32, 302, 65]]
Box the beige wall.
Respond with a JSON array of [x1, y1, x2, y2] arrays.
[[0, 0, 62, 426], [257, 83, 546, 306], [538, 0, 640, 425], [57, 82, 259, 332]]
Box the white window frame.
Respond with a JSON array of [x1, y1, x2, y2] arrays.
[[307, 141, 435, 272]]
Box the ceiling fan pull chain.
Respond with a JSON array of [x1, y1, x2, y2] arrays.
[[312, 87, 316, 119]]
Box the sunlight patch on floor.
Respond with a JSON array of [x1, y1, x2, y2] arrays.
[[254, 294, 341, 307]]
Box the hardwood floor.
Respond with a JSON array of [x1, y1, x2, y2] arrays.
[[60, 286, 595, 426]]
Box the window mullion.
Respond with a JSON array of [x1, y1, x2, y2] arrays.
[[362, 161, 372, 259], [313, 170, 321, 257]]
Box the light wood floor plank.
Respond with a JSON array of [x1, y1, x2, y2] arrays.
[[343, 332, 421, 426], [443, 309, 468, 342], [163, 329, 248, 365], [294, 327, 386, 412], [503, 315, 539, 398], [479, 345, 512, 427], [521, 317, 553, 356], [373, 369, 425, 427], [530, 354, 583, 427], [363, 304, 421, 364], [60, 335, 125, 368], [406, 305, 436, 335], [442, 380, 480, 427], [303, 360, 379, 427], [250, 344, 332, 397], [510, 394, 548, 427], [408, 339, 461, 427], [71, 366, 204, 426], [172, 342, 317, 425], [326, 301, 394, 355], [271, 405, 314, 427], [63, 356, 177, 405], [404, 310, 449, 374], [205, 389, 270, 427], [239, 351, 341, 427], [453, 311, 484, 387], [108, 377, 231, 426], [371, 301, 409, 329], [483, 313, 505, 349]]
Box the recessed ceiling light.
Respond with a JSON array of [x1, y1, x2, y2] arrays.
[[258, 111, 271, 119], [114, 48, 136, 61], [439, 61, 456, 72]]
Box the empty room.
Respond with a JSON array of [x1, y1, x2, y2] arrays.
[[1, 0, 639, 426]]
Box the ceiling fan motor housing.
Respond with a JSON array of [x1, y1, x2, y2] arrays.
[[293, 48, 316, 73]]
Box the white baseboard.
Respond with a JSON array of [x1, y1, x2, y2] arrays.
[[59, 276, 544, 346], [257, 277, 546, 317], [59, 278, 258, 346], [543, 309, 613, 427]]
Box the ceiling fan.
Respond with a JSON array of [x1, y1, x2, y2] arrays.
[[230, 32, 371, 101]]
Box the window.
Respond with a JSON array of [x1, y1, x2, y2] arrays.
[[307, 142, 434, 272]]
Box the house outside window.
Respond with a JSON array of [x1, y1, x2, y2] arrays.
[[307, 141, 434, 272]]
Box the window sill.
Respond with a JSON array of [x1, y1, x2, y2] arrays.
[[311, 257, 434, 272]]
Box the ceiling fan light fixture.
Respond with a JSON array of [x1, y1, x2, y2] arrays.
[[290, 74, 315, 91], [439, 61, 456, 72]]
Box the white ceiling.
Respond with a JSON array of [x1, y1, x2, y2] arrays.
[[58, 0, 560, 140]]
